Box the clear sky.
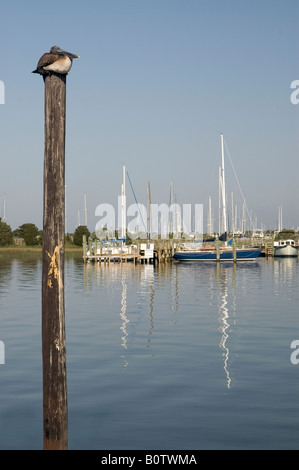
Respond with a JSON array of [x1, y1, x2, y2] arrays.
[[1, 0, 298, 233]]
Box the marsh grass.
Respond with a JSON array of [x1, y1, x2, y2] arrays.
[[0, 244, 82, 259]]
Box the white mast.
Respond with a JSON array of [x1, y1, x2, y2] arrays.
[[169, 180, 174, 236], [84, 193, 87, 226], [231, 192, 234, 236], [147, 181, 152, 239], [234, 204, 238, 235], [208, 195, 213, 235], [218, 166, 222, 234], [220, 133, 227, 238], [278, 205, 283, 231], [65, 185, 67, 234], [121, 165, 126, 240], [174, 193, 179, 238]]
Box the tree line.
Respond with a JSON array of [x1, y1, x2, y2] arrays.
[[0, 218, 91, 247]]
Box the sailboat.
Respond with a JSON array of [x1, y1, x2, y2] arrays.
[[173, 134, 262, 262]]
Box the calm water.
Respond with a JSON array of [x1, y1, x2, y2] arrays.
[[0, 255, 298, 450]]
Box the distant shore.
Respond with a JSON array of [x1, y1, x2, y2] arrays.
[[0, 245, 83, 258]]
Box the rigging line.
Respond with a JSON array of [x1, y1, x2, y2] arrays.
[[223, 139, 254, 230], [125, 169, 148, 235]]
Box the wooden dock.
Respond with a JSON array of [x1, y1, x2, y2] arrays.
[[264, 242, 274, 257], [84, 253, 144, 264], [82, 236, 299, 264], [82, 236, 175, 264]]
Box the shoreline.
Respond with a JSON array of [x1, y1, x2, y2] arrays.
[[0, 245, 83, 258]]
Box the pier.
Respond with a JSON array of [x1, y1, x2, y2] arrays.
[[82, 235, 299, 264], [82, 236, 175, 264]]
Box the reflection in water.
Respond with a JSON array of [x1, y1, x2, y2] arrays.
[[0, 254, 298, 450], [139, 265, 155, 348], [174, 261, 260, 389], [120, 266, 128, 350], [272, 257, 299, 302], [82, 261, 157, 366], [0, 253, 298, 449], [0, 259, 14, 321], [216, 263, 237, 389], [81, 258, 299, 388], [0, 257, 41, 304], [170, 265, 179, 313], [0, 259, 13, 297], [218, 267, 231, 388], [215, 263, 262, 388]]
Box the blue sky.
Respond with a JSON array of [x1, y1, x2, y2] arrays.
[[0, 0, 298, 233]]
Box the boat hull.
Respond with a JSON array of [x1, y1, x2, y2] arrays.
[[274, 245, 298, 257], [173, 248, 262, 262]]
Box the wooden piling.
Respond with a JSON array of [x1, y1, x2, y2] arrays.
[[83, 234, 87, 260], [232, 237, 236, 262], [216, 237, 220, 261], [42, 73, 68, 450]]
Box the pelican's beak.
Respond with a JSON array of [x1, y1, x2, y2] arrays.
[[61, 49, 80, 59]]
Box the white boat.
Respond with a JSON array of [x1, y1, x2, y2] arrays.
[[274, 240, 298, 257]]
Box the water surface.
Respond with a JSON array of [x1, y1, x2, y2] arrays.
[[0, 256, 298, 449]]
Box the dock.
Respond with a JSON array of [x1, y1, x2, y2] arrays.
[[82, 235, 299, 264], [82, 236, 175, 264]]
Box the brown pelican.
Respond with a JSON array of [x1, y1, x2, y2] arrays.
[[32, 46, 80, 75]]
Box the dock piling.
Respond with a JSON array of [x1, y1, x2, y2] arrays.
[[41, 73, 68, 450]]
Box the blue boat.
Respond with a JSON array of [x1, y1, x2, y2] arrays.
[[173, 246, 262, 262], [173, 134, 262, 262]]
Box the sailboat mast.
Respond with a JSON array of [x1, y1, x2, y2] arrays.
[[121, 165, 126, 240], [208, 195, 212, 235], [218, 166, 222, 234], [147, 181, 152, 239], [220, 133, 227, 237], [231, 192, 234, 236], [84, 193, 87, 226], [169, 180, 174, 236]]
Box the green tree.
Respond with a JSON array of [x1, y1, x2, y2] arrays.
[[18, 223, 39, 245], [0, 218, 13, 246], [73, 225, 90, 246]]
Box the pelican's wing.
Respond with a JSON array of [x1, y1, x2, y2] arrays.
[[37, 53, 59, 69]]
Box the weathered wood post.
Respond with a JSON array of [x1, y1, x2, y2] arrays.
[[232, 237, 236, 262], [216, 236, 220, 261], [83, 234, 87, 261], [42, 73, 68, 450], [34, 46, 79, 450]]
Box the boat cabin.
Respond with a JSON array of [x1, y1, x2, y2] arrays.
[[274, 239, 296, 247]]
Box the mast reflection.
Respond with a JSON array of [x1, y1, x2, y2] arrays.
[[120, 265, 129, 350], [216, 263, 236, 389], [139, 264, 155, 348]]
